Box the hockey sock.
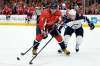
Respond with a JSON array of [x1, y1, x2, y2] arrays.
[[33, 40, 40, 49], [59, 41, 66, 50]]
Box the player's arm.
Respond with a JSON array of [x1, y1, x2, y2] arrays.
[[38, 15, 48, 39], [38, 9, 48, 31], [53, 16, 63, 33], [82, 16, 95, 30], [58, 15, 69, 31], [57, 16, 65, 32], [38, 15, 46, 30]]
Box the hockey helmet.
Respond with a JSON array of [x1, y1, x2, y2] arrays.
[[68, 9, 76, 16], [50, 2, 58, 9]]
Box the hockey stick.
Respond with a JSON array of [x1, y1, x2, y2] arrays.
[[20, 45, 33, 56], [29, 37, 53, 64], [22, 7, 40, 54], [17, 42, 40, 61], [21, 40, 44, 56]]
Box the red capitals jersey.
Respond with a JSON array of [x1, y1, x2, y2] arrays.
[[38, 9, 62, 30], [2, 6, 12, 15], [16, 6, 24, 15]]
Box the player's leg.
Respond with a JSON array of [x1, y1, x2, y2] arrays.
[[64, 27, 74, 48], [32, 26, 44, 55], [50, 29, 70, 55], [76, 36, 83, 52], [25, 17, 30, 24], [32, 15, 42, 55], [25, 14, 31, 24], [6, 15, 10, 20], [75, 27, 84, 52], [58, 27, 74, 53]]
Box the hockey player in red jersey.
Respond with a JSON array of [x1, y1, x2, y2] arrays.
[[32, 2, 70, 56]]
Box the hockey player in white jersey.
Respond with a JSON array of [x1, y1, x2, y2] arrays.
[[58, 9, 95, 53]]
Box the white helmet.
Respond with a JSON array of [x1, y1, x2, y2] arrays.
[[62, 3, 66, 7], [68, 9, 76, 16]]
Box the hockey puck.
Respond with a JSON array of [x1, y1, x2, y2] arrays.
[[17, 57, 20, 60], [29, 62, 33, 64], [58, 49, 62, 53]]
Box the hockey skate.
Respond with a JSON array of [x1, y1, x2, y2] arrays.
[[58, 44, 68, 54], [76, 48, 79, 52], [32, 40, 40, 55], [32, 48, 37, 55], [75, 44, 79, 52], [62, 48, 70, 55]]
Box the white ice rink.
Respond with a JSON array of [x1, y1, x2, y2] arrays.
[[0, 26, 100, 66]]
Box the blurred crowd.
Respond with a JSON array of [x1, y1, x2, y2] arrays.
[[85, 3, 100, 14], [0, 0, 99, 15]]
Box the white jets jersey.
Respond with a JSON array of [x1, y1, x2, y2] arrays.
[[66, 19, 84, 29]]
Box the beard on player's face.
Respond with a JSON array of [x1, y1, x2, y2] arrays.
[[50, 9, 57, 14]]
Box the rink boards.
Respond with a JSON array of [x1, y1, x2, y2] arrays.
[[0, 15, 100, 27], [0, 22, 99, 28]]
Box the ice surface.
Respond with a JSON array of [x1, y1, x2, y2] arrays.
[[0, 26, 100, 66]]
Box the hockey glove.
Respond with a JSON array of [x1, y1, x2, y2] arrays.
[[88, 23, 95, 30], [41, 30, 48, 39]]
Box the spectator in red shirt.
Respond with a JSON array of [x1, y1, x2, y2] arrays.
[[16, 2, 25, 15], [2, 4, 12, 15], [2, 4, 12, 20], [25, 3, 35, 23]]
